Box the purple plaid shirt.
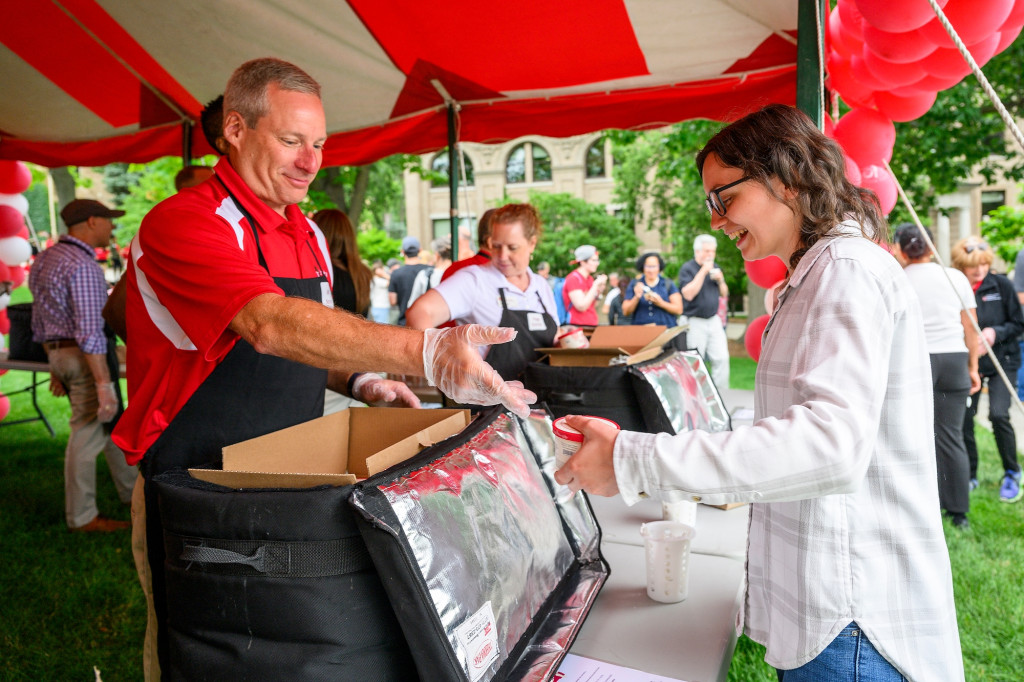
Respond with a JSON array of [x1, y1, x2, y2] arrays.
[[28, 235, 109, 355]]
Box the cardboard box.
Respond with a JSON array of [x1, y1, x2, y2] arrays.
[[189, 407, 470, 489], [536, 325, 686, 367]]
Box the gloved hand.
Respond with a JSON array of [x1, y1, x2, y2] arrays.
[[422, 325, 537, 419], [352, 373, 422, 408], [95, 382, 119, 423]]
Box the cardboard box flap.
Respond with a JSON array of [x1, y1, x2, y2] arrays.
[[587, 325, 666, 354], [355, 410, 470, 479], [190, 468, 358, 489], [222, 409, 352, 475]]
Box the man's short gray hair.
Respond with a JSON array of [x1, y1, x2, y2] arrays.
[[224, 57, 321, 129], [693, 234, 717, 256]]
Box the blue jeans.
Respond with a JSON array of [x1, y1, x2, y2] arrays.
[[776, 623, 907, 681]]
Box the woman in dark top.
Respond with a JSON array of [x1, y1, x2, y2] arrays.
[[312, 209, 372, 316], [621, 252, 682, 326]]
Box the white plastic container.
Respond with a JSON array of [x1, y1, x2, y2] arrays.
[[640, 521, 696, 603], [661, 499, 698, 528], [551, 416, 620, 469]]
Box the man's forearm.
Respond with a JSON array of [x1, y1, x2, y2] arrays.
[[84, 352, 112, 384], [232, 293, 425, 376]]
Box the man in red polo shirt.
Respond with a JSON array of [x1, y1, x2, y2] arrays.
[[115, 57, 534, 680]]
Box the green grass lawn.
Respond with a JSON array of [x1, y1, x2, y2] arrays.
[[2, 346, 1022, 679]]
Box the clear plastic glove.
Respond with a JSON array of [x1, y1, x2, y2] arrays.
[[422, 325, 537, 418], [352, 373, 422, 408], [95, 382, 118, 423]]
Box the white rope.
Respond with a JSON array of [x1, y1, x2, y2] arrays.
[[885, 160, 1024, 422], [925, 0, 1024, 154]]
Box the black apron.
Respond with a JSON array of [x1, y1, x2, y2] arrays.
[[485, 288, 557, 381], [142, 190, 329, 673]]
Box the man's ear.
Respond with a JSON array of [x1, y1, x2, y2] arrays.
[[222, 110, 245, 147]]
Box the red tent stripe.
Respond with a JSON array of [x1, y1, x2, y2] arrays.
[[349, 0, 649, 91], [62, 0, 203, 116], [0, 2, 146, 127]]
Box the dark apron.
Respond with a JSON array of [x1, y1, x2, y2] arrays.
[[485, 288, 557, 381], [142, 191, 328, 673]]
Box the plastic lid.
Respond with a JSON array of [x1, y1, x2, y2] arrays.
[[552, 416, 620, 442]]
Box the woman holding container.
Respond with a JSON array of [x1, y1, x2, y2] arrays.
[[621, 252, 682, 326], [555, 104, 963, 681], [405, 202, 557, 381]]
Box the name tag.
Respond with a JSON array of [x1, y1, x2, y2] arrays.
[[321, 281, 334, 308], [527, 312, 546, 331]]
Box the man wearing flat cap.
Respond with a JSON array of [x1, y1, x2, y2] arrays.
[[29, 199, 137, 532]]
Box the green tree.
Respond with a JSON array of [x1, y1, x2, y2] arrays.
[[526, 191, 640, 278], [980, 203, 1024, 265], [355, 228, 401, 265]]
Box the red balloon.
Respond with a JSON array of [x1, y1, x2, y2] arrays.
[[0, 161, 31, 195], [823, 112, 836, 138], [850, 54, 889, 90], [862, 24, 938, 63], [0, 261, 9, 282], [744, 314, 771, 363], [829, 7, 855, 58], [1003, 0, 1024, 31], [855, 0, 949, 33], [0, 309, 10, 335], [0, 393, 11, 421], [833, 108, 896, 168], [921, 34, 1000, 78], [910, 71, 968, 92], [8, 264, 25, 289], [996, 25, 1023, 53], [859, 164, 898, 214], [874, 89, 938, 122], [922, 0, 1014, 46], [745, 256, 788, 289], [828, 54, 878, 110], [0, 205, 25, 239], [863, 48, 926, 88], [838, 0, 867, 40], [845, 155, 862, 185]]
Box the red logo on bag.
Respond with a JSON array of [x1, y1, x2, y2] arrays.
[[474, 642, 494, 666]]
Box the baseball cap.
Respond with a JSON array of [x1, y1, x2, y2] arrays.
[[572, 245, 598, 263], [401, 235, 421, 256], [61, 199, 125, 228]]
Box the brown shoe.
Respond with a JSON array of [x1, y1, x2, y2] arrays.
[[70, 516, 131, 532]]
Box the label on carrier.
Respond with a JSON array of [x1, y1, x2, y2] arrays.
[[455, 600, 500, 681]]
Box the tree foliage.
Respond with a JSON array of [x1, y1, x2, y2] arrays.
[[526, 191, 640, 278], [980, 203, 1024, 265]]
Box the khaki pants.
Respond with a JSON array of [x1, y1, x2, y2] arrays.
[[131, 473, 160, 681]]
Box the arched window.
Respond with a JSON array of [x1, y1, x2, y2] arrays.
[[585, 138, 606, 178], [506, 144, 527, 184], [505, 142, 551, 184], [430, 148, 474, 187], [532, 143, 551, 182]]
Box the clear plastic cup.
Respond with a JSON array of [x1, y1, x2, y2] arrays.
[[640, 521, 696, 603], [551, 416, 620, 469], [661, 499, 698, 528]]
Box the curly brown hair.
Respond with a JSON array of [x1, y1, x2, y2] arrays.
[[696, 104, 886, 271]]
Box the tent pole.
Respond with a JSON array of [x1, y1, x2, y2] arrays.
[[796, 0, 825, 128], [447, 103, 459, 260], [181, 121, 193, 165]]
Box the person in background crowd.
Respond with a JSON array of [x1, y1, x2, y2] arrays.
[[678, 234, 730, 388], [441, 209, 495, 282], [388, 236, 430, 325], [602, 272, 623, 325], [951, 236, 1024, 502], [1014, 247, 1024, 401], [563, 244, 606, 326], [556, 104, 963, 681], [200, 94, 229, 155], [407, 236, 452, 309], [369, 259, 392, 324], [312, 209, 371, 316], [174, 165, 215, 192], [621, 253, 682, 327], [30, 199, 137, 532], [406, 203, 557, 381], [895, 223, 979, 529], [114, 57, 534, 681], [535, 260, 554, 288]]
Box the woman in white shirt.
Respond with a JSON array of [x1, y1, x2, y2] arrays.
[[369, 261, 391, 324], [406, 203, 557, 381], [895, 223, 980, 529], [555, 105, 963, 681]]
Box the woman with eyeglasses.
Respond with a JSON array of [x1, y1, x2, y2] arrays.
[[894, 223, 980, 529], [951, 236, 1024, 503], [621, 252, 682, 326], [555, 104, 963, 681]]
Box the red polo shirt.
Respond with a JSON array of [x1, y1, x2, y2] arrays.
[[112, 157, 331, 465]]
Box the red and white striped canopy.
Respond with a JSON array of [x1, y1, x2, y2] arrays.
[[0, 0, 800, 167]]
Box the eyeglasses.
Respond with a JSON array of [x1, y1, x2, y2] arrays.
[[964, 242, 988, 254], [705, 176, 750, 216]]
